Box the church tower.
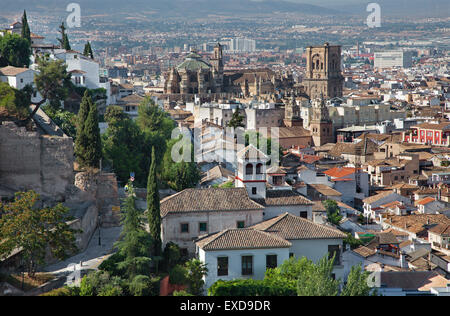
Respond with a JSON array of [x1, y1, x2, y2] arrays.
[[235, 145, 269, 200], [284, 96, 303, 127], [303, 43, 344, 100], [211, 43, 224, 92], [310, 95, 334, 147]]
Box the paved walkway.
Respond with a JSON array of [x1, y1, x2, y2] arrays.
[[43, 226, 123, 277]]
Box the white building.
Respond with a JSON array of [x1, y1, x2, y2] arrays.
[[374, 51, 414, 69], [0, 66, 43, 104]]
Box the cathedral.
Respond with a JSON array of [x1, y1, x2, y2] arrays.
[[163, 43, 295, 100]]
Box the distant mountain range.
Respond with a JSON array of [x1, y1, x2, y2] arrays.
[[1, 0, 339, 16], [2, 0, 448, 17]]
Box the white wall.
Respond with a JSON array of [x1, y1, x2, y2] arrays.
[[199, 247, 290, 291], [162, 210, 264, 254]]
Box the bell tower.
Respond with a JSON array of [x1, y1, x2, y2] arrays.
[[310, 95, 334, 147], [211, 43, 224, 92], [303, 43, 344, 100], [235, 145, 269, 200]]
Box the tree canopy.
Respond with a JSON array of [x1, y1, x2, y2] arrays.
[[0, 33, 31, 68], [0, 191, 78, 277]]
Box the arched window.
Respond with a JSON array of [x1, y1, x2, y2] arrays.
[[256, 163, 263, 175], [246, 163, 254, 175]]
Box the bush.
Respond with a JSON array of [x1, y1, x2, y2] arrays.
[[169, 265, 187, 285], [173, 290, 193, 296], [208, 279, 296, 297], [40, 286, 78, 296]]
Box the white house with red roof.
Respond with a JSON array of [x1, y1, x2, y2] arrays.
[[323, 167, 369, 207], [416, 197, 445, 215]]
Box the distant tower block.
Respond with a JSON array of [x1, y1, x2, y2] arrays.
[[303, 43, 344, 100]]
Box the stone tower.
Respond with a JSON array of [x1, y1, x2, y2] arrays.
[[310, 95, 334, 147], [211, 43, 224, 92], [303, 43, 344, 100], [284, 97, 303, 127]]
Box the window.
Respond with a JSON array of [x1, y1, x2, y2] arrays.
[[256, 163, 263, 175], [289, 253, 295, 258], [246, 163, 253, 175], [199, 222, 207, 233], [252, 187, 257, 195], [237, 221, 245, 229], [328, 245, 341, 265], [300, 211, 308, 219], [217, 257, 228, 276], [242, 256, 253, 275], [181, 223, 189, 233], [266, 255, 277, 269]]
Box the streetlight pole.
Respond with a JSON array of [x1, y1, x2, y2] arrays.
[[98, 215, 101, 246]]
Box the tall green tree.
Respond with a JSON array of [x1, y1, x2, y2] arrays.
[[115, 184, 153, 280], [102, 107, 145, 184], [147, 147, 162, 256], [58, 22, 71, 50], [75, 91, 92, 167], [83, 94, 102, 168], [83, 41, 94, 59], [0, 191, 78, 277], [296, 255, 340, 296], [21, 10, 31, 44], [33, 56, 71, 115], [0, 33, 31, 68]]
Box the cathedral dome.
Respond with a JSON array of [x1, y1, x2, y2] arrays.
[[177, 52, 212, 72]]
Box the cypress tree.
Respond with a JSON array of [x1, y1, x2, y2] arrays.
[[74, 91, 91, 167], [147, 147, 161, 256], [83, 42, 94, 59], [58, 22, 71, 51], [21, 10, 31, 44], [83, 94, 102, 168]]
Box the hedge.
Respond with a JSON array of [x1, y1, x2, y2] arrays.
[[208, 279, 296, 296]]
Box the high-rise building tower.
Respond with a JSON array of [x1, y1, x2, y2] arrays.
[[303, 43, 344, 100]]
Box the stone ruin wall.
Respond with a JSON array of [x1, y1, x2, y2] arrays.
[[0, 121, 74, 200]]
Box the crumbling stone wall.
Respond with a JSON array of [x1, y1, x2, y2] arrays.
[[0, 121, 74, 200], [74, 171, 121, 228]]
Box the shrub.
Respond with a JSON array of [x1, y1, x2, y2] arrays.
[[208, 279, 296, 297], [169, 265, 188, 285], [173, 290, 193, 296]]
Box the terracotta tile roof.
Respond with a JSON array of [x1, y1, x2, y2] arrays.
[[380, 271, 449, 291], [353, 246, 377, 258], [312, 201, 326, 212], [429, 224, 450, 237], [412, 122, 450, 131], [308, 184, 342, 197], [416, 196, 437, 206], [160, 188, 263, 217], [323, 167, 357, 179], [387, 214, 450, 235], [254, 190, 313, 207], [196, 229, 291, 251], [363, 191, 396, 205], [0, 66, 30, 76], [251, 213, 346, 240]]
